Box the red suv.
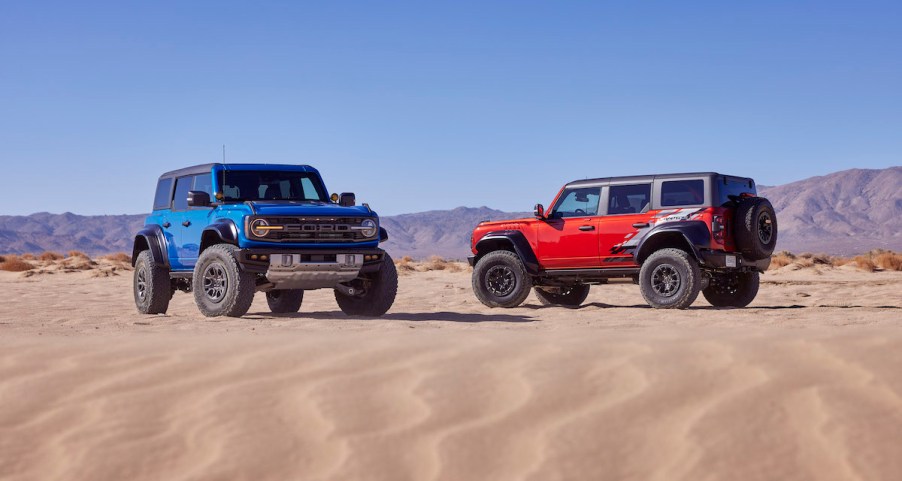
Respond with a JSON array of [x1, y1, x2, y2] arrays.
[[468, 173, 777, 309]]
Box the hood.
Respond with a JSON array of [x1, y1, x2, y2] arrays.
[[248, 201, 376, 218], [476, 216, 538, 229]]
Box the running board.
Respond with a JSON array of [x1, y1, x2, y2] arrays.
[[540, 268, 639, 279]]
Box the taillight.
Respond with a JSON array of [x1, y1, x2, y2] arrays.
[[712, 215, 725, 244]]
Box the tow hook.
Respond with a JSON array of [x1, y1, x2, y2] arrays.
[[335, 283, 358, 297]]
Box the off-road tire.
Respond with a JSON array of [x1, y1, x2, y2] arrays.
[[472, 250, 532, 308], [134, 250, 171, 314], [639, 248, 702, 309], [266, 289, 304, 313], [703, 271, 760, 308], [334, 253, 398, 317], [534, 285, 590, 308], [192, 244, 256, 317], [734, 197, 778, 260]]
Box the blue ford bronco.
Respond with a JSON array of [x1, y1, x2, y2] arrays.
[[132, 163, 397, 318]]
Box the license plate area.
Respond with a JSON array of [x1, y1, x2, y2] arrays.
[[271, 254, 364, 270], [725, 255, 737, 268]]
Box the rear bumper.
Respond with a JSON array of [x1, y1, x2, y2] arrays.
[[699, 250, 771, 272]]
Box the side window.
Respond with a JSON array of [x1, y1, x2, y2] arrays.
[[608, 184, 651, 215], [552, 187, 601, 218], [192, 174, 213, 196], [153, 178, 173, 210], [661, 179, 704, 207], [172, 176, 193, 211]]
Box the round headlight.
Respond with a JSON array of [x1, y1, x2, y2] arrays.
[[251, 218, 270, 237], [360, 219, 377, 238]]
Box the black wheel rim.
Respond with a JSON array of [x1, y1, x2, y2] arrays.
[[485, 265, 516, 297], [203, 262, 228, 303], [651, 264, 681, 297], [136, 268, 147, 302], [758, 212, 774, 244]]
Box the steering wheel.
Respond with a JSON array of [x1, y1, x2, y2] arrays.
[[574, 208, 586, 216]]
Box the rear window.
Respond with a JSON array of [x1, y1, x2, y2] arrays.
[[661, 179, 705, 207], [153, 178, 173, 210], [716, 176, 756, 206]]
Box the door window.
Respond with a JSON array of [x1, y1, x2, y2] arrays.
[[172, 177, 193, 211], [608, 184, 651, 214], [552, 187, 601, 218], [153, 178, 173, 210], [192, 174, 213, 197]]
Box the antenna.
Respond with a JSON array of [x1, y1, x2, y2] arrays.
[[222, 144, 226, 163]]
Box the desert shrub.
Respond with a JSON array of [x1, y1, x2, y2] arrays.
[[426, 255, 450, 271], [101, 252, 132, 263], [67, 250, 90, 259], [395, 255, 416, 272], [874, 252, 902, 271], [831, 256, 852, 267], [770, 251, 795, 268], [0, 256, 34, 272], [21, 253, 36, 260], [38, 251, 64, 261], [0, 255, 5, 263], [852, 255, 877, 272]]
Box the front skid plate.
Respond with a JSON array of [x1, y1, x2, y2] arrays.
[[265, 254, 363, 290]]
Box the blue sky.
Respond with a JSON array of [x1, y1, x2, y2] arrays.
[[1, 1, 900, 216]]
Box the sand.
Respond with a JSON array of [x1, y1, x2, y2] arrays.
[[1, 264, 901, 481]]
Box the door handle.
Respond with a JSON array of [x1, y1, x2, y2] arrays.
[[579, 225, 595, 231], [632, 222, 650, 228], [182, 220, 191, 227], [162, 222, 171, 228]]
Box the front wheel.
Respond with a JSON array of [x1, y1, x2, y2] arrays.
[[534, 285, 590, 308], [638, 248, 701, 309], [193, 244, 257, 317], [472, 250, 532, 308], [703, 271, 760, 308], [266, 289, 304, 313], [334, 253, 398, 317]]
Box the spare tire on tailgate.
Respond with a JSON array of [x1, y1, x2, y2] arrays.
[[734, 197, 778, 260]]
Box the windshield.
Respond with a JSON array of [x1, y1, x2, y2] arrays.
[[221, 171, 329, 202]]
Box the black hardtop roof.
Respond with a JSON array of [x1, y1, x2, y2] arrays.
[[158, 163, 316, 179], [565, 172, 753, 188]]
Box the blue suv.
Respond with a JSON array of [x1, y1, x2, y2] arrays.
[[132, 163, 397, 318]]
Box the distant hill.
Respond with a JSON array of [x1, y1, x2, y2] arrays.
[[1, 167, 899, 257]]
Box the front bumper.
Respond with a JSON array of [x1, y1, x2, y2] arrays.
[[699, 250, 771, 272], [238, 248, 386, 289], [467, 256, 476, 267]]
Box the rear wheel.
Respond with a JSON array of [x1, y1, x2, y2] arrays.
[[193, 244, 256, 317], [534, 285, 590, 307], [703, 271, 760, 307], [334, 254, 398, 317], [639, 248, 701, 309], [266, 289, 304, 313], [472, 250, 532, 308], [134, 250, 171, 314]]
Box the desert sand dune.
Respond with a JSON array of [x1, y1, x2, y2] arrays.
[[1, 266, 901, 481]]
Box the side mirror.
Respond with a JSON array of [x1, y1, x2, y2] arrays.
[[339, 192, 356, 207], [534, 203, 545, 219], [187, 191, 211, 207]]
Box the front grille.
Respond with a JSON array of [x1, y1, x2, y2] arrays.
[[256, 217, 371, 243]]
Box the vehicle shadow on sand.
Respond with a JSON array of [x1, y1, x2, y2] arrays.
[[248, 311, 538, 323]]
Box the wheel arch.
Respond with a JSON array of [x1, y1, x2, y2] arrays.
[[635, 221, 710, 265], [473, 230, 540, 275], [132, 225, 168, 268], [199, 219, 240, 255]]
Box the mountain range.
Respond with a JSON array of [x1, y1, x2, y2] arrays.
[[1, 167, 898, 258]]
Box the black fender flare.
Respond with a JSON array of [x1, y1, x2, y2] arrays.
[[634, 221, 710, 264], [379, 227, 389, 243], [199, 219, 239, 254], [132, 225, 168, 268], [473, 230, 540, 275]]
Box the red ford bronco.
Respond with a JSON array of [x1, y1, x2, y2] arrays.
[[468, 173, 777, 309]]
